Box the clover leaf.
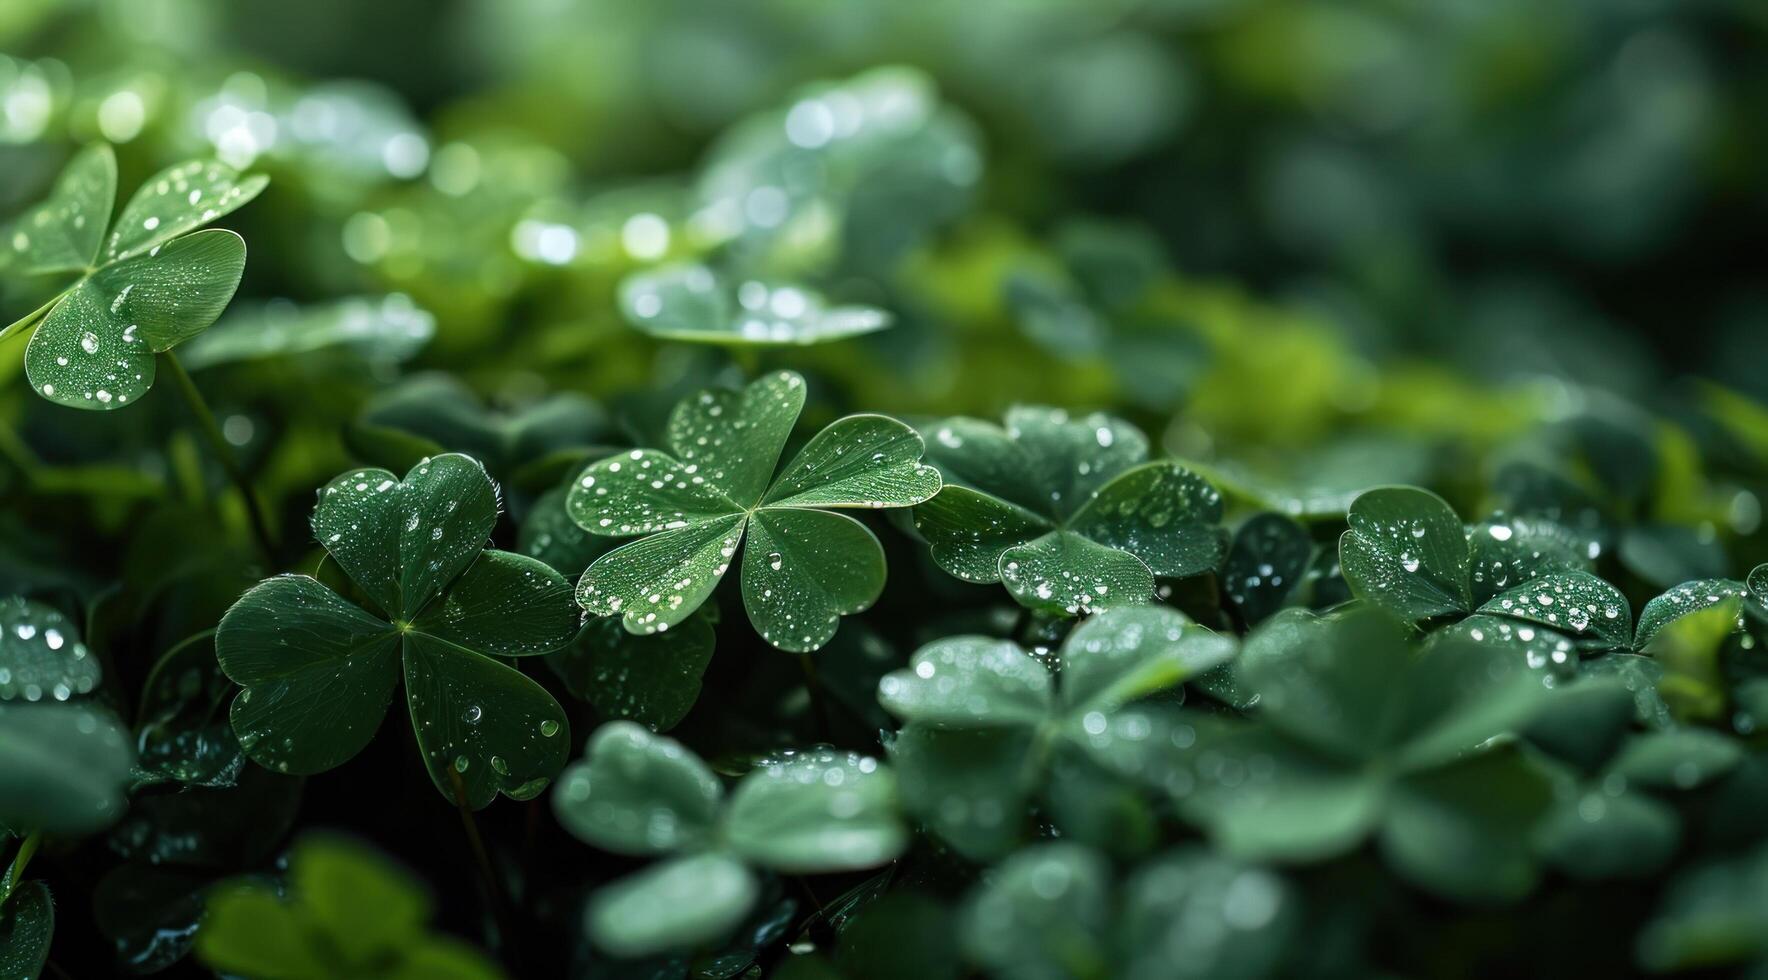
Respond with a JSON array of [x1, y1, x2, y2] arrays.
[[913, 408, 1225, 616], [0, 701, 135, 834], [878, 605, 1235, 860], [194, 835, 504, 980], [179, 293, 435, 370], [347, 373, 612, 488], [1161, 608, 1553, 902], [215, 454, 579, 809], [552, 722, 905, 957], [961, 842, 1296, 980], [1222, 513, 1315, 626], [0, 596, 99, 703], [0, 878, 52, 980], [547, 613, 716, 732], [619, 263, 891, 345], [4, 145, 267, 410], [568, 370, 940, 652]]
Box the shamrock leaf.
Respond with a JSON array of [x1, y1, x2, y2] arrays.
[[4, 146, 267, 410], [620, 263, 891, 345], [878, 605, 1235, 860], [913, 408, 1225, 616], [0, 701, 135, 834], [569, 371, 940, 652], [0, 596, 99, 703], [552, 722, 904, 957], [178, 293, 435, 370], [347, 373, 612, 487], [1339, 487, 1472, 622], [0, 880, 53, 980], [1222, 513, 1315, 626], [1163, 608, 1554, 902], [547, 613, 716, 732], [215, 454, 579, 809], [194, 835, 504, 980]]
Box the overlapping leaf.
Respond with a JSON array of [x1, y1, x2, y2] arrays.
[[216, 454, 578, 808], [5, 146, 267, 410], [914, 408, 1225, 615], [569, 371, 939, 652]]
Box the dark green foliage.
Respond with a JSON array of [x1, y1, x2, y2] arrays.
[[5, 4, 1768, 979]]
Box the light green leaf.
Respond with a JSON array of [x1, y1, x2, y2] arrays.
[[1339, 486, 1471, 623], [665, 370, 805, 506], [620, 263, 891, 346], [0, 596, 99, 702], [291, 835, 431, 962], [4, 143, 114, 274], [722, 747, 905, 872], [0, 702, 134, 834], [22, 276, 155, 410], [577, 515, 747, 635], [552, 722, 723, 855], [1645, 599, 1739, 723], [0, 881, 54, 980], [962, 843, 1112, 980], [878, 637, 1053, 729], [403, 633, 571, 808], [219, 575, 402, 774], [549, 615, 715, 732], [567, 450, 742, 536], [1000, 531, 1155, 615], [1067, 462, 1225, 578], [588, 853, 759, 958], [1634, 579, 1747, 650], [93, 229, 248, 350], [104, 158, 267, 261], [180, 293, 434, 370], [912, 485, 1050, 583], [762, 414, 941, 508], [741, 508, 883, 652], [1479, 571, 1632, 651], [1058, 605, 1233, 715]]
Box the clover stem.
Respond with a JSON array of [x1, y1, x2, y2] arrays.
[[158, 350, 277, 565], [797, 651, 832, 740], [447, 768, 517, 963], [3, 831, 40, 903]]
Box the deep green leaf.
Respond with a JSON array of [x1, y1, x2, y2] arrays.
[[1536, 784, 1680, 881], [1000, 530, 1155, 615], [1479, 571, 1632, 651], [577, 515, 747, 635], [0, 881, 54, 980], [1223, 513, 1313, 626], [762, 414, 940, 508], [549, 614, 715, 731], [1058, 605, 1234, 715], [741, 508, 884, 652], [665, 370, 805, 506], [1610, 730, 1743, 791], [1339, 486, 1471, 622], [568, 450, 742, 536], [1119, 848, 1296, 980], [891, 725, 1032, 862], [912, 485, 1050, 583], [1634, 579, 1746, 650], [1066, 462, 1224, 578], [1380, 745, 1553, 903]]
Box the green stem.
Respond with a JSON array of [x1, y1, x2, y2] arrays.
[[447, 769, 517, 962], [4, 831, 41, 902], [798, 652, 831, 740], [0, 291, 65, 346], [158, 350, 277, 564]]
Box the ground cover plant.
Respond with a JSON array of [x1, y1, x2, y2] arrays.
[[4, 2, 1768, 978]]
